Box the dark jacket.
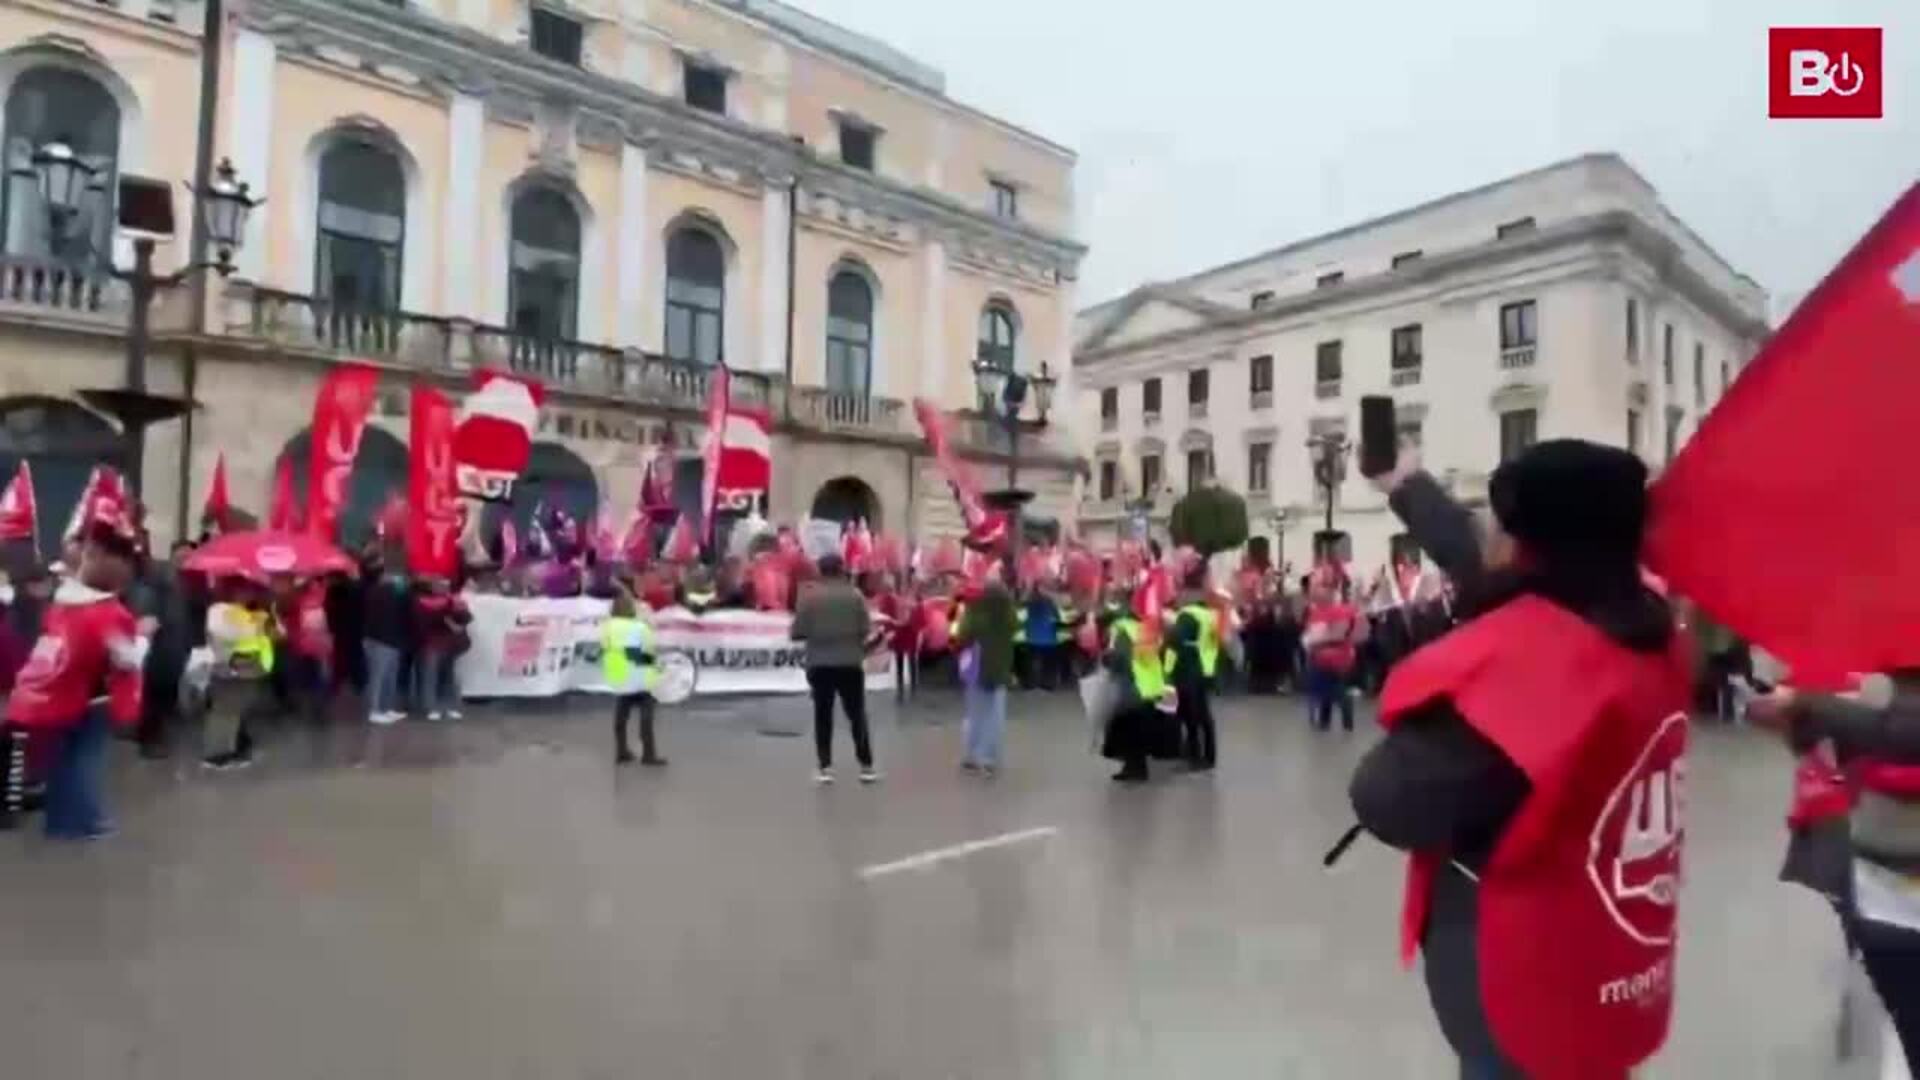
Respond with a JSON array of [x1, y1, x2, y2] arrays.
[[361, 573, 415, 649], [1347, 470, 1673, 1065], [790, 578, 871, 669], [953, 583, 1018, 689]]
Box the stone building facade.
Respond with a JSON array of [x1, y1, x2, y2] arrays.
[[0, 0, 1083, 553], [1072, 154, 1769, 573]]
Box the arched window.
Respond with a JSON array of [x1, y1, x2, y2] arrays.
[[508, 185, 581, 342], [978, 303, 1017, 370], [315, 139, 405, 313], [2, 68, 120, 263], [824, 269, 873, 396], [664, 225, 725, 366]]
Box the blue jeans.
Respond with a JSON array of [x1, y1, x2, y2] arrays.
[[414, 650, 460, 715], [963, 683, 1008, 767], [364, 641, 402, 718], [1306, 664, 1354, 731], [43, 707, 111, 839]]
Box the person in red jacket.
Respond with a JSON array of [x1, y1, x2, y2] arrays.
[[1349, 440, 1690, 1079], [1302, 566, 1366, 733], [7, 513, 146, 841]]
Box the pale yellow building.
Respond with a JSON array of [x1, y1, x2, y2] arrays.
[[0, 0, 1084, 552]]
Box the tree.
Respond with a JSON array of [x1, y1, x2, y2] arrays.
[[1169, 485, 1249, 558]]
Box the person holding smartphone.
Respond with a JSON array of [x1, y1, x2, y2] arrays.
[[1346, 433, 1690, 1079]]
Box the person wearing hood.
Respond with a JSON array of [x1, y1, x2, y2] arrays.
[[6, 517, 147, 840], [1347, 440, 1690, 1079]]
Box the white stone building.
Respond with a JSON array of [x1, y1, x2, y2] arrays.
[[1070, 153, 1770, 573]]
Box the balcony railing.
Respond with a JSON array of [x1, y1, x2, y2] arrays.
[[210, 284, 951, 438], [1142, 409, 1161, 428], [1391, 366, 1422, 387], [788, 386, 909, 437], [1500, 345, 1537, 370], [0, 253, 122, 323], [1099, 413, 1117, 432], [1314, 379, 1341, 399], [1250, 389, 1273, 411], [1189, 398, 1209, 419]]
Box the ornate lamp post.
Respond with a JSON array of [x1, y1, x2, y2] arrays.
[[34, 149, 263, 497], [971, 358, 1056, 564], [1306, 429, 1350, 563]]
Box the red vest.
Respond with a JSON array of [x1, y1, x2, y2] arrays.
[[1380, 596, 1691, 1079], [7, 590, 143, 730], [1305, 601, 1359, 674]]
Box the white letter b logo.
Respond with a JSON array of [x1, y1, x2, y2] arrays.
[[1790, 49, 1832, 96]]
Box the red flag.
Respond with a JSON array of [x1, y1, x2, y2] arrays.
[[406, 383, 460, 578], [62, 466, 125, 547], [267, 456, 300, 532], [454, 370, 543, 501], [1645, 182, 1920, 687], [715, 405, 772, 512], [306, 363, 381, 542], [202, 453, 232, 532], [700, 366, 731, 543], [911, 399, 1000, 543], [0, 461, 36, 549]]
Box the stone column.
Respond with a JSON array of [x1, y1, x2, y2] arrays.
[[617, 141, 650, 348], [760, 179, 792, 377], [443, 92, 486, 318], [918, 237, 948, 402], [227, 26, 277, 281]]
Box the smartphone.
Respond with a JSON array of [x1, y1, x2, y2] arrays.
[[1359, 395, 1398, 477]]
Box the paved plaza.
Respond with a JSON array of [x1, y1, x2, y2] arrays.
[[0, 689, 1888, 1078]]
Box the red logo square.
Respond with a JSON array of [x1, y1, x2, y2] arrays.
[[1770, 27, 1883, 119]]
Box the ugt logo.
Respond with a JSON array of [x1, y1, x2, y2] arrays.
[[1770, 28, 1882, 119]]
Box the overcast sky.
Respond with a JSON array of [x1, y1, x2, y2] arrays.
[[799, 0, 1918, 316]]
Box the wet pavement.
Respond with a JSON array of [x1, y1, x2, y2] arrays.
[[0, 689, 1884, 1078]]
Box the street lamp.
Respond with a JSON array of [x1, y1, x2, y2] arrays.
[[971, 357, 1056, 563], [30, 138, 100, 254], [33, 148, 263, 498], [1306, 429, 1350, 562]]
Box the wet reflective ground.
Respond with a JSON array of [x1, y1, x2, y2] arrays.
[[0, 691, 1876, 1077]]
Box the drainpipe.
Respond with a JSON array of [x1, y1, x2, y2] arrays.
[[781, 167, 798, 422], [175, 0, 224, 542]]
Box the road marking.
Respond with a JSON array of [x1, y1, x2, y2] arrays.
[[859, 826, 1059, 880]]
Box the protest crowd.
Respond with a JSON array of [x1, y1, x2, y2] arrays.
[[2, 184, 1919, 1080]]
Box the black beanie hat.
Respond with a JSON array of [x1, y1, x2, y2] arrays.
[[1488, 440, 1648, 569]]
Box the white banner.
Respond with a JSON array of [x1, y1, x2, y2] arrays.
[[456, 594, 892, 699]]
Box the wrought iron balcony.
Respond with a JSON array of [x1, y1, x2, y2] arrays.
[[1390, 366, 1422, 387]]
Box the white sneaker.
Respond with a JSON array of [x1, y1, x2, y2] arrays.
[[813, 769, 835, 785], [445, 709, 464, 721], [370, 711, 400, 726], [427, 711, 445, 722], [859, 768, 882, 785]]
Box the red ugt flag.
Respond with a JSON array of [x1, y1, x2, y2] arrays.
[[1645, 183, 1920, 687], [406, 384, 460, 578], [306, 364, 381, 542]]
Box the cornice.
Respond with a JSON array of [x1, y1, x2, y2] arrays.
[[1075, 211, 1769, 368], [248, 0, 1085, 275]]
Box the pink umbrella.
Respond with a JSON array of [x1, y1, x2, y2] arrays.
[[182, 530, 356, 581]]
